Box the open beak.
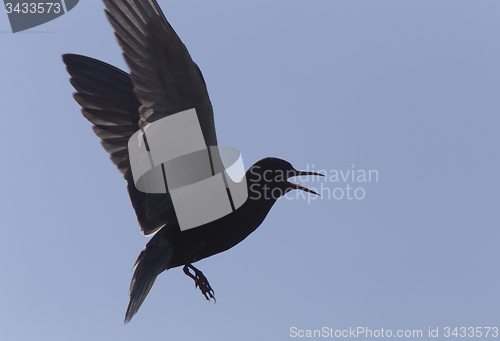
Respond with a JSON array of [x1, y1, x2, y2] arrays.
[[287, 170, 324, 196]]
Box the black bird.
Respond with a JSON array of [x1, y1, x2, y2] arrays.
[[63, 0, 322, 323]]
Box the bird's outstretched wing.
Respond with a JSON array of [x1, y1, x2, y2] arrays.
[[63, 0, 218, 235], [103, 0, 217, 145], [63, 54, 177, 236]]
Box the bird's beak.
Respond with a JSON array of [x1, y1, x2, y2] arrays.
[[287, 170, 324, 196]]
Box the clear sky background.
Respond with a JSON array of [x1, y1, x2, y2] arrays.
[[1, 1, 499, 340]]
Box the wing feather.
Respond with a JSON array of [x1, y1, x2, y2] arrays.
[[103, 0, 218, 146], [64, 0, 218, 235], [63, 53, 176, 235]]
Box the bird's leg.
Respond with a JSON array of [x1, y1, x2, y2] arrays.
[[183, 264, 216, 302]]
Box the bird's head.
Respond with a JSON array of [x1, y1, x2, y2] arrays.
[[245, 157, 323, 201]]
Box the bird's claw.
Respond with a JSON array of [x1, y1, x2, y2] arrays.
[[183, 264, 216, 302], [194, 274, 215, 302]]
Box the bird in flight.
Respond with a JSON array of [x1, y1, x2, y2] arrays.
[[63, 0, 321, 323]]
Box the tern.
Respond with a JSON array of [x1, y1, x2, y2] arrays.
[[63, 0, 321, 323]]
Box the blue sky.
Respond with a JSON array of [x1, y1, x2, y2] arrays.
[[1, 1, 499, 340]]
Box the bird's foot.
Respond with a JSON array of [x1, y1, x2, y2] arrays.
[[183, 264, 216, 302]]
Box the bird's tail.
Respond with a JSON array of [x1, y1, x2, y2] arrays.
[[124, 230, 173, 323]]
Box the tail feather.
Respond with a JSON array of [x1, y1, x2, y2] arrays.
[[124, 232, 173, 323]]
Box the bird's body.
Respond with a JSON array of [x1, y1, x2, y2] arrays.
[[145, 158, 307, 268], [64, 0, 321, 323]]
